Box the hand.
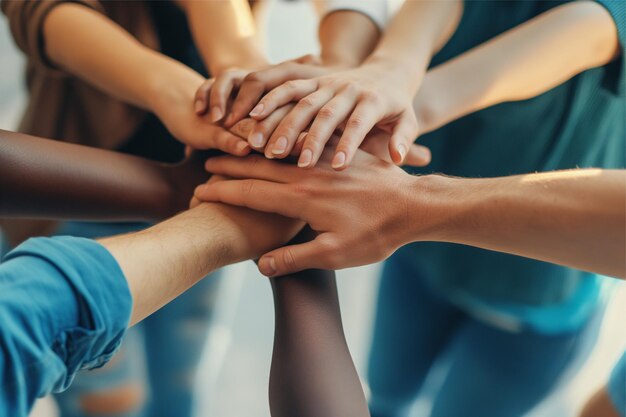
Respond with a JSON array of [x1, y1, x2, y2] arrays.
[[150, 74, 251, 156], [247, 62, 419, 170], [193, 149, 434, 276], [194, 56, 345, 131]]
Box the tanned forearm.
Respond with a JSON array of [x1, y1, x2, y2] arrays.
[[0, 129, 205, 220], [179, 0, 266, 75], [364, 0, 462, 94], [415, 1, 620, 134], [100, 202, 303, 325], [412, 169, 626, 279], [43, 3, 202, 111], [317, 9, 381, 67]]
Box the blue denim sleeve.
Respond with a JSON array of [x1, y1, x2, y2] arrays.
[[595, 0, 626, 95], [0, 236, 132, 417], [609, 352, 626, 417]]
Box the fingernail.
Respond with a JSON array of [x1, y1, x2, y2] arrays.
[[417, 146, 431, 161], [332, 151, 346, 169], [249, 103, 264, 117], [259, 257, 277, 276], [397, 144, 407, 161], [210, 106, 223, 122], [248, 132, 265, 148], [272, 136, 288, 155], [298, 149, 313, 168], [194, 100, 204, 114]]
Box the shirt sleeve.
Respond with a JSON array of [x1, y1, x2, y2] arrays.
[[318, 0, 388, 29], [0, 0, 104, 72], [609, 352, 626, 417], [594, 0, 626, 96], [0, 236, 131, 417]]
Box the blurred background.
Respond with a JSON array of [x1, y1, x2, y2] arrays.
[[0, 1, 624, 416]]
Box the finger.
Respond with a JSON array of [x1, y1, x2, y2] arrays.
[[212, 129, 251, 156], [252, 79, 318, 120], [297, 92, 358, 168], [194, 79, 214, 115], [204, 154, 302, 183], [229, 78, 266, 126], [258, 236, 337, 276], [209, 74, 237, 122], [247, 104, 294, 150], [331, 100, 381, 170], [193, 179, 303, 218], [264, 88, 334, 159], [403, 144, 431, 167], [388, 112, 419, 165]]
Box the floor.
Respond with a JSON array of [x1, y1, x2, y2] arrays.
[[1, 2, 624, 417]]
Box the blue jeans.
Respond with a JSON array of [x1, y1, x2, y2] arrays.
[[368, 254, 604, 417]]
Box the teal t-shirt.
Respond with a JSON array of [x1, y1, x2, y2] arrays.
[[397, 0, 625, 333]]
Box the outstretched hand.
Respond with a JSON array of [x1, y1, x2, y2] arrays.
[[193, 148, 431, 276]]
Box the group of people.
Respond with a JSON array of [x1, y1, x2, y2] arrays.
[[0, 1, 624, 417]]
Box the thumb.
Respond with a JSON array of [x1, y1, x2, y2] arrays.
[[258, 239, 333, 277], [403, 144, 432, 167], [389, 111, 419, 165]]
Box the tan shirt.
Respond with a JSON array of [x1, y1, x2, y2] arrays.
[[2, 0, 159, 148]]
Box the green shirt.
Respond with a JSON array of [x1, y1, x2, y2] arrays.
[[399, 0, 625, 333]]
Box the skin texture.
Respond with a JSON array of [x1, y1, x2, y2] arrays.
[[579, 387, 621, 417], [0, 128, 370, 416], [196, 150, 626, 280], [414, 1, 621, 135]]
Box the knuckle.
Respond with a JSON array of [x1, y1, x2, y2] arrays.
[[243, 72, 260, 83], [361, 90, 382, 106], [347, 116, 366, 130], [297, 95, 317, 109], [239, 180, 255, 196], [283, 79, 300, 90], [317, 105, 336, 120], [281, 248, 298, 271]]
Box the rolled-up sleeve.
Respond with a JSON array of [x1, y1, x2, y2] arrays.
[[1, 0, 104, 71], [594, 0, 626, 95], [0, 236, 131, 417], [319, 0, 388, 29]]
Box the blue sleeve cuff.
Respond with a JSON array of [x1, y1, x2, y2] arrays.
[[609, 352, 626, 417], [4, 236, 132, 391], [595, 0, 626, 96]]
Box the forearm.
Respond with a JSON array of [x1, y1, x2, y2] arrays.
[[415, 1, 620, 134], [317, 9, 381, 67], [0, 130, 194, 221], [365, 0, 462, 94], [179, 0, 266, 74], [43, 3, 203, 110], [410, 170, 626, 278]]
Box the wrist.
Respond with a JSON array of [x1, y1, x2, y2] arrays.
[[145, 56, 204, 115], [210, 51, 268, 76], [363, 54, 428, 96], [402, 174, 475, 244]]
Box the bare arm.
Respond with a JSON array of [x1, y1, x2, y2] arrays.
[[196, 152, 626, 279], [0, 129, 207, 221], [415, 1, 621, 134]]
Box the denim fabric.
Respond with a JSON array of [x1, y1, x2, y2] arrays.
[[45, 222, 221, 417], [368, 254, 604, 417], [0, 237, 132, 417], [609, 352, 626, 417]]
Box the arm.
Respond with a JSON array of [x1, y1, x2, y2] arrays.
[[41, 3, 248, 153], [415, 1, 621, 134], [178, 0, 265, 76], [0, 129, 207, 221], [195, 2, 383, 127], [195, 151, 626, 279], [242, 0, 462, 168]]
